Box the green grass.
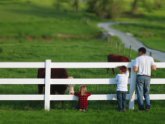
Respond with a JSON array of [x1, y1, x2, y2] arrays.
[[0, 1, 99, 39], [0, 38, 135, 95], [0, 1, 164, 124], [0, 105, 165, 124], [113, 9, 165, 52], [0, 39, 132, 62]]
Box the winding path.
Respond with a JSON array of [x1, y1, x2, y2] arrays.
[[98, 22, 165, 61]]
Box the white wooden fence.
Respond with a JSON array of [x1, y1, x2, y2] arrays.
[[0, 60, 165, 111]]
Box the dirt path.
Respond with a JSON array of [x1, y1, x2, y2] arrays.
[[98, 22, 165, 61]]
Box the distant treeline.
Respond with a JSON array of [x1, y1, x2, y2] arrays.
[[18, 0, 165, 18], [86, 0, 165, 18]]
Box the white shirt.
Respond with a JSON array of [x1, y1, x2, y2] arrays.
[[115, 71, 129, 91], [134, 55, 155, 76]]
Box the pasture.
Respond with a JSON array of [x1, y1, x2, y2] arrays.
[[113, 9, 165, 52], [0, 0, 164, 124]]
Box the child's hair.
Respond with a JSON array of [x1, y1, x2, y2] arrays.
[[119, 66, 127, 73], [80, 85, 87, 96]]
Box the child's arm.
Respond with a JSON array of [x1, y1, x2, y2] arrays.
[[87, 92, 91, 97], [125, 70, 129, 78], [74, 92, 79, 96], [115, 75, 118, 84]]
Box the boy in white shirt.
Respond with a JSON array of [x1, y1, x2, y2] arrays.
[[115, 66, 129, 112]]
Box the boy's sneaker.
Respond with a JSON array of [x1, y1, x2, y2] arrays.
[[146, 106, 150, 112], [139, 106, 145, 111], [123, 109, 126, 112], [118, 109, 126, 112], [146, 108, 150, 112]]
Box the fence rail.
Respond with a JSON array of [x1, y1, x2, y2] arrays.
[[0, 94, 165, 101], [0, 78, 165, 85], [0, 60, 165, 111]]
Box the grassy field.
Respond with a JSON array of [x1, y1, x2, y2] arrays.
[[0, 1, 164, 124], [0, 3, 98, 37], [113, 9, 165, 52], [0, 107, 165, 124]]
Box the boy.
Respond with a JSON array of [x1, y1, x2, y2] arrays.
[[115, 66, 129, 112]]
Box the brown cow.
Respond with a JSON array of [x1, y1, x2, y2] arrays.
[[37, 68, 68, 94], [107, 54, 130, 74]]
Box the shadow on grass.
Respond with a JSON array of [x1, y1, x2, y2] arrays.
[[0, 100, 164, 111], [0, 101, 118, 111], [142, 14, 165, 22], [124, 11, 165, 22], [0, 101, 44, 110], [122, 23, 165, 31]]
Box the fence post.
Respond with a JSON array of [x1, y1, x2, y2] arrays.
[[149, 52, 152, 56], [44, 59, 51, 111], [129, 60, 136, 110], [129, 45, 132, 59]]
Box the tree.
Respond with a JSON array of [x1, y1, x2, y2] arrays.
[[130, 0, 165, 14], [154, 0, 165, 9], [131, 0, 139, 14], [72, 0, 79, 12], [87, 0, 124, 18], [54, 0, 70, 11]]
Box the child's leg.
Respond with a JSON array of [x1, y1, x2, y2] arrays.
[[122, 92, 127, 110], [117, 91, 122, 111]]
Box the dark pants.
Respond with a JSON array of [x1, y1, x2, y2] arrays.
[[117, 91, 127, 111], [136, 75, 151, 110]]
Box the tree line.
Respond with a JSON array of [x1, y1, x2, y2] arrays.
[[53, 0, 165, 18]]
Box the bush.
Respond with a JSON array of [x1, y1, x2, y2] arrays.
[[87, 0, 125, 18]]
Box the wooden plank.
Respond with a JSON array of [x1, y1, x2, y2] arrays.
[[150, 94, 165, 100], [51, 78, 118, 85], [0, 62, 44, 68], [0, 79, 44, 84], [48, 78, 165, 85], [150, 79, 165, 84], [51, 62, 165, 68], [51, 62, 131, 68], [129, 65, 136, 110], [155, 62, 165, 68], [0, 94, 164, 101], [50, 94, 130, 101], [0, 95, 44, 100], [44, 60, 51, 111], [0, 62, 164, 69], [0, 78, 164, 85]]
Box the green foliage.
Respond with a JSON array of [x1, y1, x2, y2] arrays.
[[154, 0, 165, 9], [53, 0, 70, 11], [72, 0, 79, 12], [130, 0, 165, 15], [87, 0, 125, 18]]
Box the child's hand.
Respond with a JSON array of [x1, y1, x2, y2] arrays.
[[70, 92, 74, 95]]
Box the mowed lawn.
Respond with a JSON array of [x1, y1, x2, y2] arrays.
[[0, 1, 165, 124], [0, 107, 165, 124]]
